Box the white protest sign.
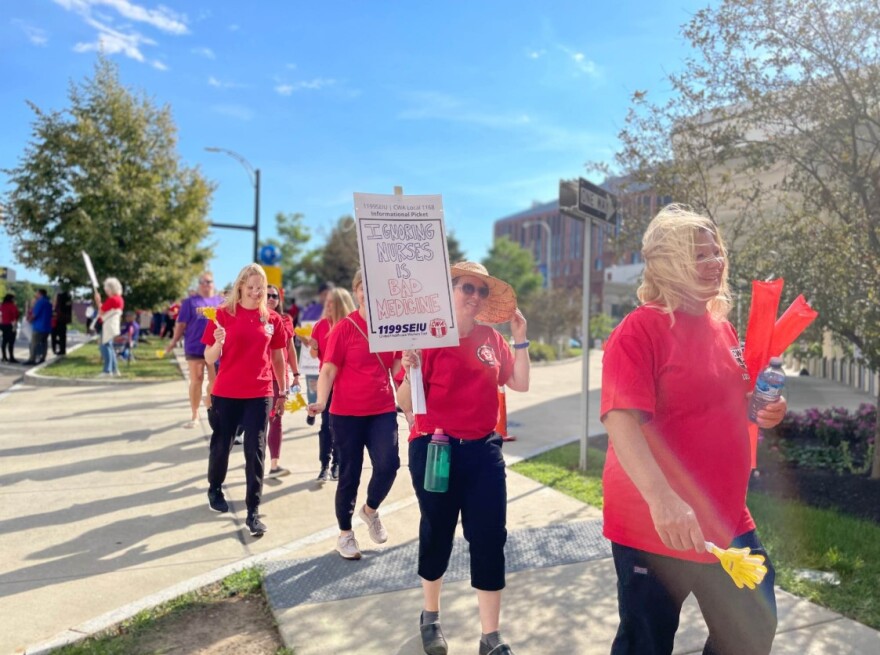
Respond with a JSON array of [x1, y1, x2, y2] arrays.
[[82, 251, 99, 290], [297, 322, 321, 376], [353, 192, 459, 353]]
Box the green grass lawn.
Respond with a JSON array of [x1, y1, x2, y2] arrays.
[[511, 441, 880, 630], [40, 339, 182, 381]]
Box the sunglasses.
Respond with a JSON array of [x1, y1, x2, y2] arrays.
[[199, 279, 214, 284], [455, 282, 490, 299], [267, 293, 279, 299]]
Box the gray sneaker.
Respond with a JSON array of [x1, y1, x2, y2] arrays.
[[358, 504, 388, 544], [336, 532, 362, 560]]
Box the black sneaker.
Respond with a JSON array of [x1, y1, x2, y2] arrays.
[[208, 487, 229, 513], [246, 512, 267, 536], [330, 464, 339, 481], [316, 467, 329, 482]]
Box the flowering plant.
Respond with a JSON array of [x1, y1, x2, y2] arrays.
[[768, 404, 876, 474]]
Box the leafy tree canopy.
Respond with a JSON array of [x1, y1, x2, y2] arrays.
[[481, 236, 544, 303], [2, 55, 213, 310], [261, 211, 311, 290]]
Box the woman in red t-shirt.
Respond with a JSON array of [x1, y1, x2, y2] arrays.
[[307, 270, 401, 561], [94, 277, 124, 376], [397, 261, 530, 655], [265, 285, 301, 478], [600, 205, 787, 655], [306, 286, 356, 481], [202, 264, 289, 538], [1, 293, 21, 363]]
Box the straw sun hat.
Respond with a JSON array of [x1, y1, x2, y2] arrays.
[[450, 261, 517, 324]]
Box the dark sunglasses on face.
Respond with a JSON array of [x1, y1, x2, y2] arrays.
[[455, 282, 490, 299], [267, 293, 279, 299]]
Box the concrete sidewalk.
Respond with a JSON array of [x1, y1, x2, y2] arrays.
[[3, 354, 879, 654]]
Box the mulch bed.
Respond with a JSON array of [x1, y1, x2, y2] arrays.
[[749, 459, 880, 525]]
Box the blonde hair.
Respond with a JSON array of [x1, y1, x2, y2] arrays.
[[351, 269, 363, 292], [103, 277, 123, 296], [222, 264, 269, 319], [637, 204, 731, 321], [322, 287, 356, 325]]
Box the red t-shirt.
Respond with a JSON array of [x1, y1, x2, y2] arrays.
[[100, 296, 124, 313], [201, 305, 287, 399], [311, 318, 331, 366], [600, 305, 754, 563], [324, 312, 400, 416], [412, 324, 514, 440]]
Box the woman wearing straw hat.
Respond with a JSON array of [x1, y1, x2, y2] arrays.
[[398, 261, 530, 655], [600, 205, 786, 655]]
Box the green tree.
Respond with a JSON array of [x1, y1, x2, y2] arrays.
[[304, 216, 360, 290], [2, 56, 213, 310], [446, 230, 466, 263], [520, 287, 582, 349], [481, 236, 544, 303], [261, 211, 311, 289], [606, 0, 880, 477]]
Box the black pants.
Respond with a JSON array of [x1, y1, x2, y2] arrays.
[[52, 322, 67, 354], [330, 412, 399, 530], [208, 395, 271, 514], [318, 390, 338, 467], [1, 325, 16, 360], [30, 330, 49, 362], [409, 433, 507, 591], [610, 530, 777, 655]]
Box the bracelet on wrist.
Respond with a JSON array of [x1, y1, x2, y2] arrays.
[[513, 340, 530, 350]]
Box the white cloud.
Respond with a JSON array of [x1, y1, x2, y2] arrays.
[[52, 0, 188, 65], [192, 46, 215, 59], [212, 104, 253, 121], [52, 0, 188, 34], [285, 63, 297, 70], [398, 91, 531, 129], [527, 49, 545, 59], [209, 76, 245, 89], [557, 44, 601, 78], [274, 78, 337, 95], [12, 20, 49, 46]]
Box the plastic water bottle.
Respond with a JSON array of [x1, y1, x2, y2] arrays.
[[424, 428, 451, 493], [748, 357, 786, 422]]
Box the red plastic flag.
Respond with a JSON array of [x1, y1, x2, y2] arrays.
[[743, 279, 784, 387], [769, 295, 818, 357]]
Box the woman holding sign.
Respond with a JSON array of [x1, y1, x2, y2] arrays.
[[307, 270, 402, 561], [398, 261, 530, 655], [600, 205, 786, 655], [201, 264, 289, 538]]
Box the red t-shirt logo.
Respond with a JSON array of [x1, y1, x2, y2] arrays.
[[476, 344, 496, 366]]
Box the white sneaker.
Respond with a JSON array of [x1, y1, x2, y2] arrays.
[[336, 532, 362, 560], [358, 505, 388, 544]]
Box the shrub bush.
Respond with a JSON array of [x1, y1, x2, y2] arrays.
[[527, 341, 556, 362], [769, 404, 876, 474]]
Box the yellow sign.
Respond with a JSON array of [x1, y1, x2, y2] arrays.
[[261, 265, 282, 288]]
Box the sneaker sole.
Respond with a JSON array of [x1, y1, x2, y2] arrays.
[[336, 549, 362, 560], [208, 503, 229, 513], [248, 527, 267, 536]]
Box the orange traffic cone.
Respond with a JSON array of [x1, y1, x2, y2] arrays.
[[495, 386, 517, 442]]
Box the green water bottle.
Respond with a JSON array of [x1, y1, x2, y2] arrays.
[[424, 428, 450, 493]]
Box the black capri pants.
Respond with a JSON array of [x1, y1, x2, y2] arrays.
[[208, 395, 272, 514], [409, 432, 507, 591]]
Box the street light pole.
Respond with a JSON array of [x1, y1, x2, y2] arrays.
[[523, 219, 552, 289], [204, 147, 260, 263]]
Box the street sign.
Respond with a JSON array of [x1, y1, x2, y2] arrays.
[[558, 178, 616, 224]]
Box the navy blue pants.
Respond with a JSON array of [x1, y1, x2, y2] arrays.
[[330, 412, 399, 531], [318, 390, 338, 468], [611, 530, 777, 655], [208, 395, 271, 514], [409, 432, 507, 591]]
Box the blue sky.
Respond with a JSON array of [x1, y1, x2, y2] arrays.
[[1, 0, 705, 292]]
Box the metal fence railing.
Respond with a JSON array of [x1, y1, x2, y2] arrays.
[[783, 354, 879, 397]]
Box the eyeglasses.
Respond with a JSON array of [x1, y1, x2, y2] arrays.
[[199, 279, 213, 285], [267, 293, 279, 299], [455, 282, 490, 299]]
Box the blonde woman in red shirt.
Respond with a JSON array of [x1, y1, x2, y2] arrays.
[[202, 264, 289, 537]]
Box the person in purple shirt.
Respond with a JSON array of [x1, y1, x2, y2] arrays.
[[165, 272, 223, 428], [300, 281, 334, 322]]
